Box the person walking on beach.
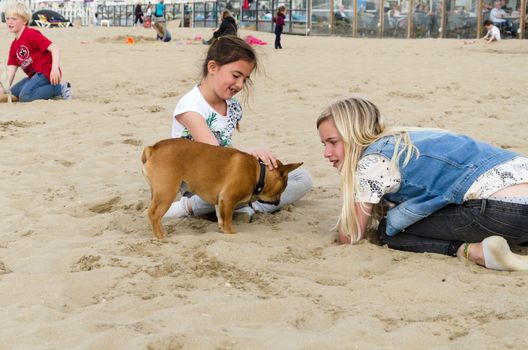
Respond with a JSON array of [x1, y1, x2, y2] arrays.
[[155, 0, 166, 20], [1, 2, 71, 102], [134, 3, 144, 26], [317, 96, 528, 271], [164, 35, 312, 221], [273, 6, 286, 49]]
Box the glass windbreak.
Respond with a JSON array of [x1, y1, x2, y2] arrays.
[[357, 0, 381, 37], [412, 0, 443, 38], [257, 0, 273, 31], [312, 0, 332, 35], [206, 2, 219, 27], [384, 0, 408, 37], [444, 0, 478, 38], [291, 0, 308, 34], [505, 0, 522, 38], [333, 0, 354, 36], [525, 1, 528, 38]]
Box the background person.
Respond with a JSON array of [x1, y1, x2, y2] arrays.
[[2, 2, 71, 102], [203, 10, 238, 45]]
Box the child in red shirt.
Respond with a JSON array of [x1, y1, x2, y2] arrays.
[[2, 2, 71, 102]]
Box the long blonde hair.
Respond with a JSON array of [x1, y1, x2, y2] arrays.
[[316, 97, 419, 243]]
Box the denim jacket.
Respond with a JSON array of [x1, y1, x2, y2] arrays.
[[362, 131, 517, 236]]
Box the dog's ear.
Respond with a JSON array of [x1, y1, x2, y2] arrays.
[[282, 162, 303, 174]]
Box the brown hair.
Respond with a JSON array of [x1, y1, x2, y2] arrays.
[[201, 35, 258, 98], [276, 5, 286, 17]]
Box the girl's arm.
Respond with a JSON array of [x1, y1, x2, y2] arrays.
[[175, 112, 219, 145], [47, 43, 61, 85], [176, 112, 278, 169], [338, 202, 373, 244]]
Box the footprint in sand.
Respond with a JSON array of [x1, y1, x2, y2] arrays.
[[88, 196, 121, 214], [0, 261, 11, 275], [161, 91, 180, 98], [122, 139, 143, 146], [71, 255, 102, 272], [55, 159, 75, 167], [142, 105, 164, 113]]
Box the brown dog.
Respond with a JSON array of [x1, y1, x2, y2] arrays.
[[141, 138, 303, 239]]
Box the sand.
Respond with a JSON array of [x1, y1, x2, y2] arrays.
[[1, 22, 528, 349]]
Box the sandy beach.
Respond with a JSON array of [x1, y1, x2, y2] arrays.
[[1, 22, 528, 349]]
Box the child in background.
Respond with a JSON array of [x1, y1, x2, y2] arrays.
[[273, 6, 286, 49], [203, 10, 238, 45], [483, 19, 501, 43], [165, 35, 312, 221], [317, 96, 528, 271], [2, 2, 71, 102]]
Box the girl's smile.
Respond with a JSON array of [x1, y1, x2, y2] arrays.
[[318, 119, 345, 169], [209, 59, 254, 101]]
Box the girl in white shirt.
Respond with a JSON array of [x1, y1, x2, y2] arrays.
[[166, 36, 312, 221]]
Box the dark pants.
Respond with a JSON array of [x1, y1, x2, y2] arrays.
[[274, 26, 283, 49], [135, 15, 143, 24], [379, 199, 528, 256]]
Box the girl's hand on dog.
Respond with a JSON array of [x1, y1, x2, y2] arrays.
[[245, 148, 277, 170]]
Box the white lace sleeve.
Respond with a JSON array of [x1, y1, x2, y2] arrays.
[[356, 154, 401, 203]]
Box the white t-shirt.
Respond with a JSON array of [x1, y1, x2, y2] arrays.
[[485, 25, 501, 40], [172, 86, 243, 147]]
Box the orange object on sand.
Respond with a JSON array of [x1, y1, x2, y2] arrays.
[[126, 37, 135, 44]]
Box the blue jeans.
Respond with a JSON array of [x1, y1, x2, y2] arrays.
[[10, 73, 62, 102], [379, 199, 528, 256]]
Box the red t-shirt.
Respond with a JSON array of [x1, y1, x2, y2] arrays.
[[8, 27, 57, 80]]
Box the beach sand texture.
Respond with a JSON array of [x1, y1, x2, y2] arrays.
[[1, 23, 528, 349]]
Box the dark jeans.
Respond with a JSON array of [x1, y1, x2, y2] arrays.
[[274, 26, 283, 49], [379, 199, 528, 256], [11, 73, 61, 102]]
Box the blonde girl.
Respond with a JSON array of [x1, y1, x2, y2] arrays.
[[317, 96, 528, 271]]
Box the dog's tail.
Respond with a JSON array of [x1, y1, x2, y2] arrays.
[[141, 146, 153, 165]]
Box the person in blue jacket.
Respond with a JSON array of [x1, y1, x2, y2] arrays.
[[317, 96, 528, 271], [155, 0, 165, 19]]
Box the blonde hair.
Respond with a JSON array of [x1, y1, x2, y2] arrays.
[[5, 2, 32, 24], [316, 97, 419, 243]]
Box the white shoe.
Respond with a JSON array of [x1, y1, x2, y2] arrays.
[[482, 236, 528, 271], [61, 82, 72, 100], [163, 197, 190, 218]]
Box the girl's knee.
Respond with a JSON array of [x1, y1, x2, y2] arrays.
[[289, 168, 313, 193]]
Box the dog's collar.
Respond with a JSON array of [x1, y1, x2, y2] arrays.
[[253, 161, 266, 195]]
